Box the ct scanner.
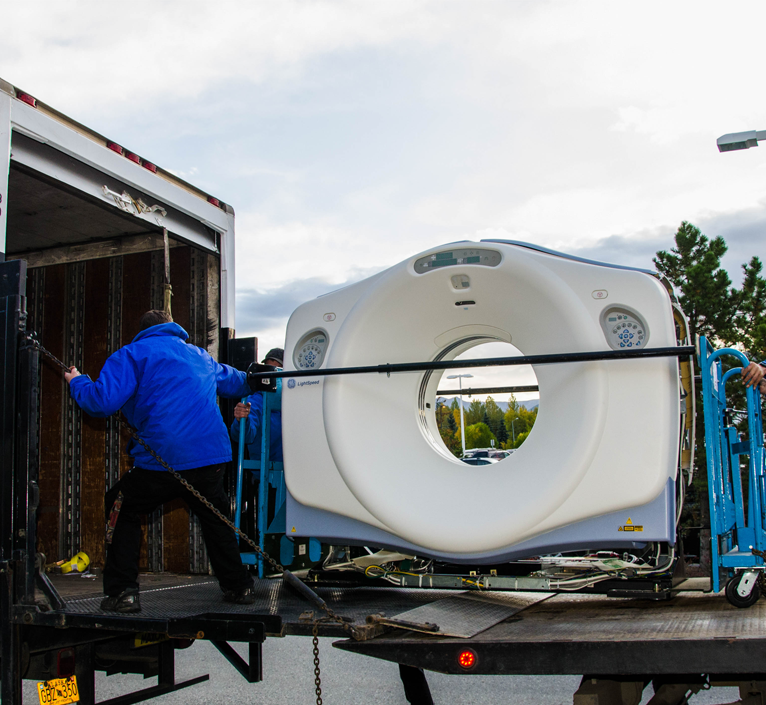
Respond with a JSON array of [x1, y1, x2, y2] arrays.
[[281, 240, 682, 563]]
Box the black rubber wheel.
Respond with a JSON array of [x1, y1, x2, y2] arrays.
[[725, 573, 761, 608]]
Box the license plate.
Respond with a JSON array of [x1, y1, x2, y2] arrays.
[[37, 675, 79, 705]]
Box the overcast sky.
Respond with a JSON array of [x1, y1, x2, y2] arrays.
[[3, 1, 765, 399]]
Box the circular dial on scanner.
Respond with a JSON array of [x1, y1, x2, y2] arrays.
[[294, 330, 329, 369]]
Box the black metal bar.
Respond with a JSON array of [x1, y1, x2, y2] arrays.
[[1, 563, 21, 705], [282, 570, 329, 613], [399, 664, 434, 705], [249, 346, 697, 382], [16, 330, 39, 604], [34, 571, 66, 611], [248, 641, 263, 683], [436, 385, 540, 396], [210, 640, 263, 683], [95, 675, 209, 705], [157, 639, 175, 687], [74, 642, 96, 705], [61, 261, 85, 561], [0, 259, 25, 705]]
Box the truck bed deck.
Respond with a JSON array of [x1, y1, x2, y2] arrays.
[[41, 572, 765, 679], [336, 581, 766, 677], [33, 573, 468, 639]]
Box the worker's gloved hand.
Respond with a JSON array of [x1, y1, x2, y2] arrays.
[[741, 362, 765, 389], [234, 402, 251, 419], [64, 366, 81, 384]]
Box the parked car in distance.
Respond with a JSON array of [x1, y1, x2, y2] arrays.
[[461, 457, 499, 466], [464, 450, 490, 458], [489, 450, 513, 459]]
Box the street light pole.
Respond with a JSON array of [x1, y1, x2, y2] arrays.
[[447, 373, 473, 457], [717, 129, 766, 152]]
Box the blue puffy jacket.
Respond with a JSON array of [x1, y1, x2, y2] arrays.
[[70, 322, 250, 471], [230, 380, 283, 463]]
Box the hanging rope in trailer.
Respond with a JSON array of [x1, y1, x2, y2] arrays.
[[22, 330, 350, 705]]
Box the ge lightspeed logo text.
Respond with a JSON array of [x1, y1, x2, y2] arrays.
[[287, 379, 319, 389]]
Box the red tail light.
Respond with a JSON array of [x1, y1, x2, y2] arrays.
[[207, 196, 221, 207], [107, 142, 123, 155], [16, 91, 36, 108], [57, 648, 75, 677], [126, 152, 140, 164], [142, 161, 157, 173], [457, 649, 478, 670]]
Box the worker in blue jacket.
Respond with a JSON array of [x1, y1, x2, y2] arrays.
[[230, 348, 284, 463], [65, 310, 255, 613]]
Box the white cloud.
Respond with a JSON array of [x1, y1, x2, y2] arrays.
[[5, 0, 766, 356], [1, 1, 454, 117]]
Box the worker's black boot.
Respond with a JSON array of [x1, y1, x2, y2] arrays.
[[100, 587, 141, 613], [223, 583, 256, 605]]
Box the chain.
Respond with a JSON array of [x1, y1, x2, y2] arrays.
[[22, 330, 359, 651], [312, 623, 323, 705]]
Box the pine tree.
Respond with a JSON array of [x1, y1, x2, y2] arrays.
[[734, 256, 766, 360], [653, 221, 736, 344]]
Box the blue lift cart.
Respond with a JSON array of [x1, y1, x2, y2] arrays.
[[699, 336, 765, 607], [233, 382, 321, 577]]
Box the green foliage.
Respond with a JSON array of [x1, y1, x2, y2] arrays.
[[734, 256, 766, 360], [465, 422, 496, 450], [435, 401, 462, 457], [466, 399, 484, 425], [503, 395, 538, 448], [511, 430, 530, 449], [653, 221, 736, 344], [484, 396, 506, 443], [434, 395, 538, 454]]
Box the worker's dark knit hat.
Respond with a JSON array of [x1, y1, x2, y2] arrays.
[[263, 348, 284, 366]]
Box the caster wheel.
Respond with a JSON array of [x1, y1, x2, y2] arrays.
[[725, 572, 761, 608]]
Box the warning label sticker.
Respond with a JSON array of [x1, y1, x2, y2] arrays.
[[618, 517, 643, 532]]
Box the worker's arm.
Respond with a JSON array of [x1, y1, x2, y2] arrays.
[[66, 349, 139, 417], [742, 361, 766, 389], [214, 360, 251, 398], [230, 396, 262, 445]]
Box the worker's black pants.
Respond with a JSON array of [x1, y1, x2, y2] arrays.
[[103, 465, 251, 596]]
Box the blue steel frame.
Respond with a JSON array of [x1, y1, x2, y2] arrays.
[[233, 388, 285, 578], [699, 337, 765, 592]]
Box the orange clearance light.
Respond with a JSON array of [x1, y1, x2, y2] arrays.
[[457, 649, 477, 670]]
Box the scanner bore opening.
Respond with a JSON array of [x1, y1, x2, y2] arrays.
[[418, 340, 540, 463]]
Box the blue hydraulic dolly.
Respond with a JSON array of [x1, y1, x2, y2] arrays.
[[699, 336, 765, 606], [233, 383, 321, 577]]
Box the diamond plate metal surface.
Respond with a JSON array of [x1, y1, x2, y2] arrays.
[[390, 591, 550, 638], [52, 575, 467, 631]]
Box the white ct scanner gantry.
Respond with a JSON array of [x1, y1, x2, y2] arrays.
[[281, 240, 682, 563]]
